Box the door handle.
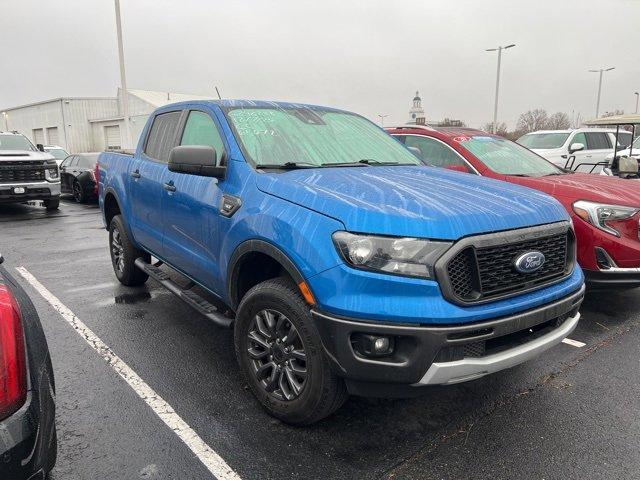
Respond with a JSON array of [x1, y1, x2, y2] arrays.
[[130, 170, 141, 179], [163, 182, 176, 192]]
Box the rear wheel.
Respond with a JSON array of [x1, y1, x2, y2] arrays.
[[108, 215, 149, 286], [72, 180, 87, 203], [234, 277, 347, 425], [43, 198, 59, 211]]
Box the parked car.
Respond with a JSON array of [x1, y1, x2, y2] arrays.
[[517, 128, 632, 172], [0, 254, 57, 479], [604, 135, 640, 165], [0, 131, 60, 210], [388, 126, 640, 288], [100, 100, 584, 425], [43, 145, 70, 166], [60, 152, 100, 203]]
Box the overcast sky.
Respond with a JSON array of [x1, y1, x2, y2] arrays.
[[2, 0, 639, 128]]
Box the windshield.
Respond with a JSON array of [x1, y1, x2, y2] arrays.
[[0, 134, 37, 151], [517, 132, 569, 149], [460, 136, 563, 176], [225, 106, 421, 168], [45, 147, 68, 159]]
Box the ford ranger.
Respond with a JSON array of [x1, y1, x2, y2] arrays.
[[99, 100, 585, 425], [0, 131, 60, 210]]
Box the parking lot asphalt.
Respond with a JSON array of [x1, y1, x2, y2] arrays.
[[1, 198, 639, 480]]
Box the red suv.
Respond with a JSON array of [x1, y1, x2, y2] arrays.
[[387, 125, 640, 288]]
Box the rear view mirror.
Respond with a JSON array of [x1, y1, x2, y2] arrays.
[[568, 142, 584, 154], [168, 145, 226, 178]]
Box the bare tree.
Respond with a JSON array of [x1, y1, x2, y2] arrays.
[[481, 121, 508, 136], [546, 112, 571, 130], [516, 109, 549, 133]]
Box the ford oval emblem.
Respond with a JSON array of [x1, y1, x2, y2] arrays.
[[513, 251, 546, 274]]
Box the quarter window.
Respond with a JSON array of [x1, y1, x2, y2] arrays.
[[144, 111, 182, 163], [180, 111, 225, 164]]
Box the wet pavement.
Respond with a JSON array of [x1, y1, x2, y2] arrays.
[[1, 198, 639, 479]]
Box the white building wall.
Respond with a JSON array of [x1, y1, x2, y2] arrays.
[[3, 100, 65, 147]]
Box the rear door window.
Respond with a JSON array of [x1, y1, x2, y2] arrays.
[[180, 111, 226, 164], [585, 132, 611, 150], [144, 111, 182, 162]]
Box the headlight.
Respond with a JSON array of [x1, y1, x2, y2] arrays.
[[45, 168, 59, 181], [332, 231, 452, 279], [573, 200, 640, 237]]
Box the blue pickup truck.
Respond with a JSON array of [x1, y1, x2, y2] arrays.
[[99, 100, 585, 424]]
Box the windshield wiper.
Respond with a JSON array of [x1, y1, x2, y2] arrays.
[[542, 172, 566, 176], [322, 159, 415, 167], [509, 174, 533, 177], [255, 162, 319, 170]]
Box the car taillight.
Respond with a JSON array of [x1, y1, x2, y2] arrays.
[[0, 283, 27, 420], [93, 162, 100, 195]]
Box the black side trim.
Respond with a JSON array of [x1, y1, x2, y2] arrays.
[[227, 240, 305, 310]]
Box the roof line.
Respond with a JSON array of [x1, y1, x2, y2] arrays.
[[1, 96, 117, 112]]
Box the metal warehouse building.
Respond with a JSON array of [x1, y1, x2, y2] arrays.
[[1, 89, 212, 153]]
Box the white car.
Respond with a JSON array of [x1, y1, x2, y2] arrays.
[[517, 128, 632, 173], [43, 145, 69, 166]]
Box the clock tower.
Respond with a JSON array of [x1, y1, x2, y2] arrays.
[[408, 91, 426, 125]]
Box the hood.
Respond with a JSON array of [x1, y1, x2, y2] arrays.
[[0, 150, 56, 162], [508, 172, 640, 207], [256, 166, 568, 240]]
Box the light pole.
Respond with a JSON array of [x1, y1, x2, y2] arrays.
[[114, 0, 132, 149], [1, 112, 7, 131], [635, 92, 639, 114], [377, 114, 389, 127], [486, 44, 515, 134], [588, 67, 615, 118]]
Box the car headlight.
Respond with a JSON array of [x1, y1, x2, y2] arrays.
[[332, 231, 452, 279], [573, 200, 640, 237]]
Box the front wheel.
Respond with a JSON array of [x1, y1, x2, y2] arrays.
[[108, 215, 150, 286], [234, 277, 347, 425]]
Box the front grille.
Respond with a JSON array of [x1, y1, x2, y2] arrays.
[[442, 225, 573, 304], [0, 162, 46, 184]]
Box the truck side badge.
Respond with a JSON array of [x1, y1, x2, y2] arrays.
[[220, 195, 242, 217]]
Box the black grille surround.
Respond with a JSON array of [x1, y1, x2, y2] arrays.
[[436, 222, 576, 306], [0, 161, 47, 184]]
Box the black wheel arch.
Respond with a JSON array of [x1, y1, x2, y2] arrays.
[[103, 187, 123, 228], [227, 239, 306, 311]]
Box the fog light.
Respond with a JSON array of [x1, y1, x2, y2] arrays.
[[352, 333, 395, 358]]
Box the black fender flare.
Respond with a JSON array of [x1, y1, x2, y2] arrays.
[[227, 239, 305, 310]]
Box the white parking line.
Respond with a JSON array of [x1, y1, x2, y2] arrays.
[[16, 266, 241, 480], [562, 338, 586, 348]]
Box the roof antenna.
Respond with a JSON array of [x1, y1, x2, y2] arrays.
[[215, 86, 222, 100]]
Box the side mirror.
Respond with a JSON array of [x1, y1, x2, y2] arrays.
[[444, 164, 470, 174], [36, 143, 45, 152], [568, 142, 584, 154], [168, 145, 226, 179]]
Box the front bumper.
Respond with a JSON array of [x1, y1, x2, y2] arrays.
[[312, 285, 585, 397], [584, 268, 640, 289], [0, 181, 60, 204]]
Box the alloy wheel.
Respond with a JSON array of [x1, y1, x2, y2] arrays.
[[111, 228, 125, 274], [247, 309, 307, 401]]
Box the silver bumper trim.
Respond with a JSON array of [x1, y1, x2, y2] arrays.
[[416, 311, 581, 385], [0, 181, 60, 195]]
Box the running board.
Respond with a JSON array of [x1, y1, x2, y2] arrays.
[[134, 258, 233, 328]]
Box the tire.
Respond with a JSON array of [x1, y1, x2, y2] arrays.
[[43, 198, 59, 211], [108, 215, 150, 286], [234, 277, 347, 425], [73, 180, 87, 203]]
